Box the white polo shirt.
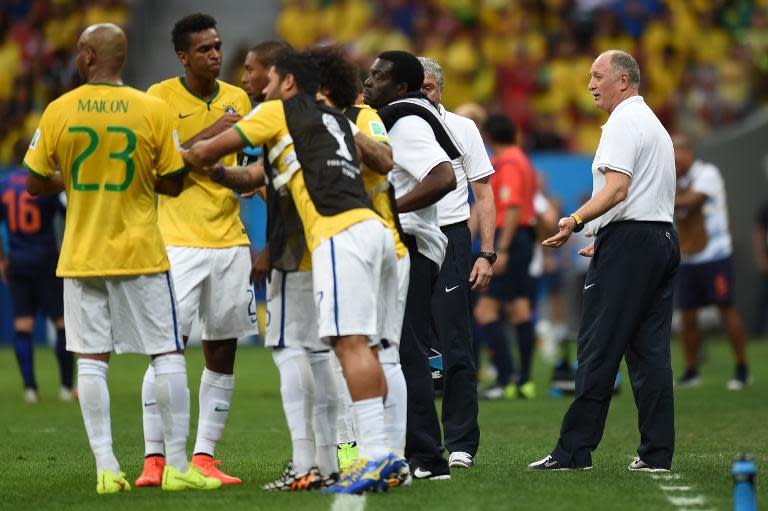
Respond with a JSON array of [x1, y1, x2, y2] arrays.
[[388, 113, 450, 267], [436, 105, 495, 226], [677, 160, 732, 264], [588, 96, 675, 234]]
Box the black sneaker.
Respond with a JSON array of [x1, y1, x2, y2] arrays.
[[628, 457, 669, 473], [727, 364, 751, 391], [676, 368, 701, 388], [410, 460, 450, 480], [262, 462, 322, 491], [527, 455, 592, 471]]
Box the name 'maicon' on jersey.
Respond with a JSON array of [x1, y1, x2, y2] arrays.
[[147, 77, 252, 248], [0, 168, 64, 274], [23, 83, 185, 277]]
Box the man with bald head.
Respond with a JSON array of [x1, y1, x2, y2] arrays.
[[529, 50, 679, 472], [23, 24, 221, 493]]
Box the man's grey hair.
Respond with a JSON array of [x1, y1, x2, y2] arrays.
[[418, 56, 444, 89], [604, 50, 640, 89]]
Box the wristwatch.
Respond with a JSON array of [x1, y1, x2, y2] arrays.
[[570, 213, 585, 233], [478, 251, 497, 265]]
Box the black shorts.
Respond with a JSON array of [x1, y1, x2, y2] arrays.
[[675, 256, 734, 309], [484, 227, 535, 301], [8, 272, 64, 319]]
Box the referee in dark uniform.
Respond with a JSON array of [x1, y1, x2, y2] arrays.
[[529, 50, 680, 472]]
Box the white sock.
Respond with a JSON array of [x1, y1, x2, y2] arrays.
[[309, 351, 339, 476], [141, 364, 164, 456], [273, 347, 316, 472], [193, 368, 235, 457], [77, 358, 120, 474], [352, 397, 388, 460], [383, 362, 407, 457], [152, 354, 190, 472], [332, 354, 355, 445]]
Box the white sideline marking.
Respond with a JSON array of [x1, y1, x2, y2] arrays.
[[650, 473, 682, 480], [667, 496, 707, 506], [659, 485, 693, 491], [331, 494, 367, 511]]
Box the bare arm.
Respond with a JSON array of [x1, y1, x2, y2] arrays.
[[470, 177, 495, 253], [543, 169, 630, 248], [356, 133, 393, 174], [396, 161, 456, 213], [26, 173, 64, 196], [154, 172, 186, 197], [184, 128, 246, 168], [754, 225, 768, 273], [675, 187, 706, 210], [180, 113, 242, 149]]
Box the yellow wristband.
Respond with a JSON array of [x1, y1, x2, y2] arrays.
[[570, 213, 583, 225]]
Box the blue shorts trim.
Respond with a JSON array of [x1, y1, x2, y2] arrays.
[[330, 238, 340, 336], [165, 272, 181, 351], [279, 271, 287, 348]]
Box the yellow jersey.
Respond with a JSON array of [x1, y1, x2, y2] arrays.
[[234, 99, 381, 253], [23, 83, 184, 277], [147, 77, 252, 248], [355, 105, 408, 259]]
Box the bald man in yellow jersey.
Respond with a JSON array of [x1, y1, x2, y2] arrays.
[[184, 52, 407, 494], [23, 24, 221, 494], [135, 14, 253, 487]]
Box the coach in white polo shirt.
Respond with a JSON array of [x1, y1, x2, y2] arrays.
[[528, 50, 679, 472], [419, 57, 496, 470]]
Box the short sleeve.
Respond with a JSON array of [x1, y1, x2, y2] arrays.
[[389, 116, 449, 182], [233, 100, 284, 147], [690, 164, 722, 198], [153, 102, 185, 178], [461, 119, 494, 181], [236, 89, 253, 118], [594, 120, 638, 177], [23, 108, 57, 180], [356, 107, 390, 145]]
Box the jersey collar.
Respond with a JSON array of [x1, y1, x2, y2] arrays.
[[178, 76, 220, 107]]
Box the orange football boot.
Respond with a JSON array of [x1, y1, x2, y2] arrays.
[[135, 455, 165, 487], [191, 454, 243, 485]]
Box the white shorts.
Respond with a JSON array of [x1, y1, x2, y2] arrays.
[[167, 246, 258, 340], [64, 273, 182, 355], [377, 253, 410, 349], [265, 269, 324, 351], [312, 219, 397, 345]]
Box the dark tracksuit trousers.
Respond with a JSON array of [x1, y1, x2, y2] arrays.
[[430, 221, 480, 456], [551, 221, 680, 469], [401, 234, 449, 469]]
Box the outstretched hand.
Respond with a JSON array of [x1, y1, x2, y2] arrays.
[[542, 216, 576, 248], [578, 232, 595, 257]]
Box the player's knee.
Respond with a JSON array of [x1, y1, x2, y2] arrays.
[[473, 298, 499, 325], [13, 317, 35, 332]]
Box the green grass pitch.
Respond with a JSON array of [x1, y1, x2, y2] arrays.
[[0, 340, 765, 510]]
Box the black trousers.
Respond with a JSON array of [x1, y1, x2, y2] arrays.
[[430, 222, 480, 456], [551, 221, 680, 469], [400, 234, 449, 469]]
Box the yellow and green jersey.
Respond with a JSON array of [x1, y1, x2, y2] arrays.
[[23, 83, 184, 277], [147, 77, 252, 247], [355, 105, 408, 259], [234, 99, 382, 256]]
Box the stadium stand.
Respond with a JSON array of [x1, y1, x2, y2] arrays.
[[276, 0, 768, 153]]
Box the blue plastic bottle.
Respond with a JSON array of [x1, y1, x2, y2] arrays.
[[732, 455, 757, 511]]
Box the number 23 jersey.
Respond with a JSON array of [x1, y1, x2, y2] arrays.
[[23, 83, 185, 278]]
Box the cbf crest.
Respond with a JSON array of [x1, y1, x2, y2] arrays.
[[224, 105, 237, 114]]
